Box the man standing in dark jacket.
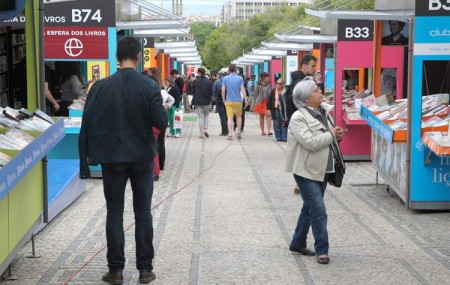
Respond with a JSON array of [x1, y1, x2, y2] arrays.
[[286, 55, 317, 121], [192, 67, 213, 138], [78, 36, 167, 285]]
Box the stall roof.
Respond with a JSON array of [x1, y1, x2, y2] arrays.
[[169, 52, 199, 58], [275, 33, 336, 43], [231, 61, 255, 66], [117, 20, 187, 30], [241, 55, 272, 61], [155, 41, 196, 49], [261, 41, 313, 51], [164, 48, 198, 53], [133, 27, 190, 37], [175, 56, 202, 61], [183, 62, 203, 65], [252, 47, 286, 56], [305, 8, 414, 21]]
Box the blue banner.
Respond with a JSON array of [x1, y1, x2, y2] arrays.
[[359, 106, 394, 143]]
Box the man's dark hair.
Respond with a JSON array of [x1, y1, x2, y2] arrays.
[[116, 36, 141, 62], [228, 64, 237, 73], [197, 67, 206, 77], [170, 69, 179, 76], [300, 55, 317, 68]]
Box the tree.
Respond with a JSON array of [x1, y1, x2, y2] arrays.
[[189, 22, 217, 53]]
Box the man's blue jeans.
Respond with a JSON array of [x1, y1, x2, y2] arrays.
[[101, 160, 155, 272], [272, 109, 287, 141], [290, 174, 330, 256]]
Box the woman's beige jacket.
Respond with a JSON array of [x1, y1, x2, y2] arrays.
[[285, 103, 335, 181]]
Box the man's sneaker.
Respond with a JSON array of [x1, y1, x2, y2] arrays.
[[294, 187, 300, 194], [102, 271, 123, 285], [174, 134, 181, 138], [139, 270, 156, 284]]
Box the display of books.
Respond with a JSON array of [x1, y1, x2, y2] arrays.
[[423, 132, 450, 155], [64, 117, 82, 128], [33, 109, 54, 124], [68, 95, 87, 111], [5, 127, 35, 144], [0, 151, 11, 168], [0, 134, 22, 150]]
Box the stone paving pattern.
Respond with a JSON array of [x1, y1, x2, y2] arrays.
[[1, 112, 449, 285]]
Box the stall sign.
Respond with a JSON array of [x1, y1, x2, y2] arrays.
[[285, 50, 298, 85], [2, 0, 115, 27], [416, 0, 450, 16], [44, 27, 108, 59], [338, 20, 373, 42], [414, 0, 450, 56]]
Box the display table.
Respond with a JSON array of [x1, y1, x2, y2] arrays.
[[0, 118, 65, 275], [360, 106, 450, 210]]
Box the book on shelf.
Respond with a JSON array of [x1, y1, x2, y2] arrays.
[[0, 135, 22, 150], [64, 117, 82, 128], [33, 109, 54, 124], [0, 151, 11, 167], [388, 120, 407, 131], [5, 127, 35, 145], [362, 94, 377, 108], [376, 92, 395, 107]]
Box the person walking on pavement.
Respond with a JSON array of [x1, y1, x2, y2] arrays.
[[221, 64, 248, 140], [213, 71, 228, 136], [286, 55, 318, 194], [78, 36, 168, 284], [267, 78, 288, 142], [165, 77, 182, 138], [247, 74, 256, 111], [192, 67, 213, 138], [285, 77, 344, 265], [186, 74, 195, 113], [253, 72, 272, 136]]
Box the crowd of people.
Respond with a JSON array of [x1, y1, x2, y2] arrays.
[[78, 36, 345, 285]]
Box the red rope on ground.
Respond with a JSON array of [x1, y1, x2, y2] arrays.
[[62, 139, 234, 284]]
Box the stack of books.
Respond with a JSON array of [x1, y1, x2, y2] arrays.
[[68, 95, 87, 111], [0, 127, 36, 150], [0, 151, 11, 169]]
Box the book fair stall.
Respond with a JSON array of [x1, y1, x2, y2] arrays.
[[360, 1, 450, 210], [334, 19, 407, 160], [0, 0, 66, 275]]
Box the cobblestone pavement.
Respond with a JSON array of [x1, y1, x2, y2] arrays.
[[1, 112, 449, 285]]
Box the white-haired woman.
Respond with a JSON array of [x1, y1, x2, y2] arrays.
[[285, 77, 344, 265]]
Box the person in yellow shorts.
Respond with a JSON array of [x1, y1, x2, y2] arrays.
[[221, 64, 248, 140]]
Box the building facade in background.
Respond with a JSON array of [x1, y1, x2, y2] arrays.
[[223, 0, 310, 23]]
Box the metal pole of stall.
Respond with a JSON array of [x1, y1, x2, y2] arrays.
[[405, 17, 414, 210], [37, 0, 49, 222]]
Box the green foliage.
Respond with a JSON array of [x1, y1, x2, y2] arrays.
[[189, 22, 217, 53], [199, 1, 374, 70], [201, 6, 309, 70]]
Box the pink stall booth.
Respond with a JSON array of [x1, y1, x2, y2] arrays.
[[335, 19, 406, 160]]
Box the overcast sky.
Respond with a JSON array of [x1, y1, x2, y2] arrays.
[[145, 0, 227, 16]]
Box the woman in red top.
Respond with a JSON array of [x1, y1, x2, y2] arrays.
[[253, 72, 272, 135]]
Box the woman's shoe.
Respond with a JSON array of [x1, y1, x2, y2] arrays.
[[268, 132, 273, 136], [204, 132, 209, 138], [262, 132, 266, 136]]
